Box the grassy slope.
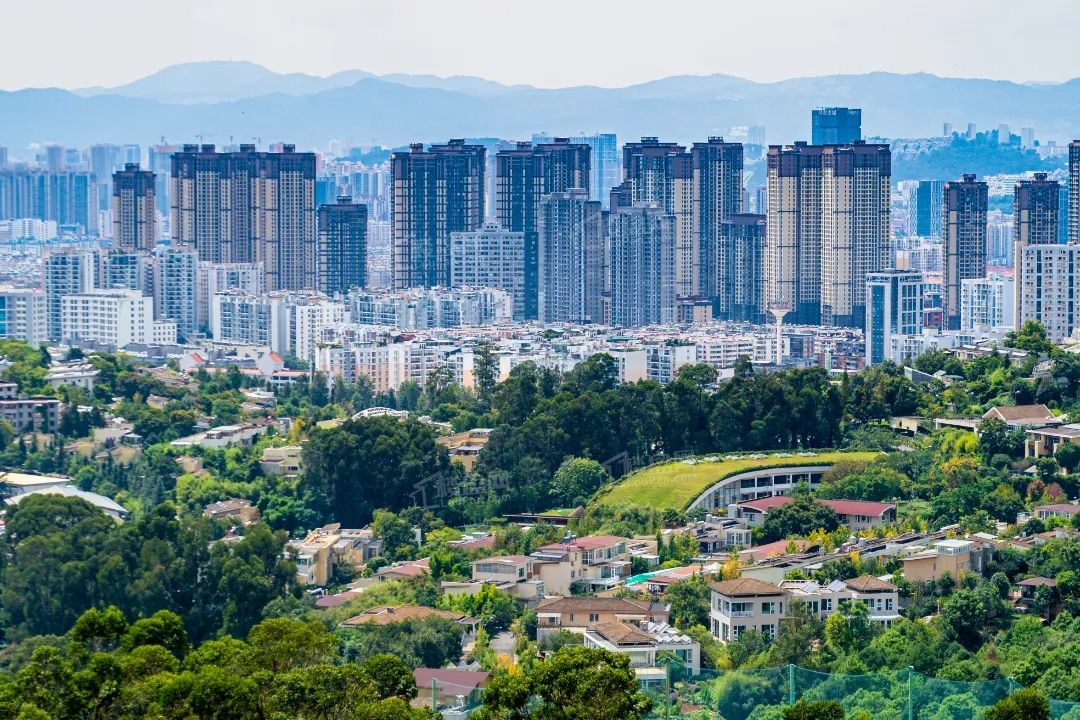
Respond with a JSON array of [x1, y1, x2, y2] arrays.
[[594, 451, 880, 510]]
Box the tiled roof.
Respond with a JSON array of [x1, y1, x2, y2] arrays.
[[708, 577, 785, 596], [340, 604, 473, 626], [737, 496, 795, 513], [818, 499, 895, 517], [589, 621, 656, 646], [845, 575, 897, 592], [537, 534, 628, 552], [535, 597, 665, 615]]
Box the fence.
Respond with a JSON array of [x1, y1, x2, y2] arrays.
[[638, 665, 1080, 720]]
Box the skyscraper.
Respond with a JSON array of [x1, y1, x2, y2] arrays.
[[765, 142, 891, 328], [1013, 172, 1060, 327], [811, 107, 862, 145], [537, 190, 604, 324], [914, 180, 945, 238], [0, 169, 98, 236], [532, 132, 619, 210], [691, 138, 744, 299], [90, 144, 122, 212], [1070, 140, 1080, 243], [171, 143, 316, 291], [607, 205, 676, 327], [720, 214, 766, 322], [112, 164, 156, 251], [43, 249, 98, 341], [450, 222, 525, 321], [496, 139, 590, 319], [318, 195, 368, 295], [148, 144, 179, 218], [1019, 244, 1080, 343], [622, 137, 693, 297], [392, 139, 486, 289], [152, 246, 198, 339], [942, 174, 988, 330]]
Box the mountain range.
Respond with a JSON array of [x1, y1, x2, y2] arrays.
[[3, 61, 1080, 157]]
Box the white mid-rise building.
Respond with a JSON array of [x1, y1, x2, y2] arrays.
[[961, 273, 1015, 332], [197, 261, 266, 331], [152, 246, 198, 339], [60, 288, 176, 348], [0, 286, 47, 345], [0, 218, 58, 243]]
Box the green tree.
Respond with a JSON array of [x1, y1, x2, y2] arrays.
[[475, 646, 651, 720], [783, 700, 845, 720], [665, 574, 711, 629], [550, 457, 610, 507], [759, 498, 840, 544], [1056, 443, 1080, 474], [984, 688, 1050, 720], [360, 654, 418, 700]]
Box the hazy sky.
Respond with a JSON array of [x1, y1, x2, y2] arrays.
[[5, 0, 1080, 90]]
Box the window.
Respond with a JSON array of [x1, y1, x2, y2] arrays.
[[589, 613, 600, 623], [761, 602, 776, 615]]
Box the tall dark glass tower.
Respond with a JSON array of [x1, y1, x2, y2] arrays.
[[318, 195, 368, 295]]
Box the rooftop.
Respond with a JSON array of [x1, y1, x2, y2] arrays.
[[708, 577, 786, 597]]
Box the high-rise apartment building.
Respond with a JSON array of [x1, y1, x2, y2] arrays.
[[171, 143, 316, 291], [112, 164, 156, 251], [622, 138, 694, 297], [197, 262, 266, 331], [318, 195, 368, 295], [1070, 141, 1080, 244], [1019, 244, 1080, 343], [607, 205, 676, 327], [691, 138, 744, 299], [493, 140, 589, 318], [148, 144, 179, 218], [811, 107, 862, 145], [0, 169, 98, 236], [719, 214, 766, 322], [865, 269, 923, 366], [532, 133, 619, 209], [1013, 172, 1060, 327], [99, 250, 149, 293], [391, 140, 486, 289], [495, 139, 590, 320], [914, 180, 944, 238], [90, 144, 122, 213], [942, 174, 988, 330], [764, 142, 891, 328], [449, 222, 526, 321], [536, 190, 604, 324]]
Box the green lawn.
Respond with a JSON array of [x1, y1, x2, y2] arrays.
[[593, 451, 880, 510]]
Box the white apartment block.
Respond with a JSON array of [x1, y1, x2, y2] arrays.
[[152, 246, 197, 339], [450, 223, 525, 322], [1020, 244, 1080, 343], [961, 274, 1015, 332], [349, 288, 511, 330], [709, 575, 899, 643], [0, 218, 58, 242], [645, 343, 697, 383], [211, 291, 288, 352], [0, 286, 47, 345], [197, 261, 266, 330], [61, 289, 176, 348], [289, 297, 348, 365], [44, 250, 98, 341]]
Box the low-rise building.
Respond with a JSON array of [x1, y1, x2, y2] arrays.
[[731, 496, 896, 531], [411, 668, 490, 712], [259, 445, 303, 476], [438, 428, 493, 473], [531, 535, 631, 595], [709, 575, 900, 643], [169, 423, 268, 449], [902, 538, 992, 584], [1033, 503, 1080, 522], [534, 596, 668, 640], [291, 524, 382, 586], [4, 484, 129, 520], [0, 396, 61, 433], [341, 605, 480, 640], [583, 621, 700, 683], [203, 498, 260, 525]]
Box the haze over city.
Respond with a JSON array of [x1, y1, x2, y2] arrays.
[[5, 0, 1080, 90]]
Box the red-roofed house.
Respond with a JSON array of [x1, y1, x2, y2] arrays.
[[733, 496, 895, 530]]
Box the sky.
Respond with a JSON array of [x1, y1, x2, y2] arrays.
[[5, 0, 1080, 90]]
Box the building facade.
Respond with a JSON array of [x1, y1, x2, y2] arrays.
[[607, 205, 676, 327], [719, 213, 766, 322], [391, 140, 486, 290], [811, 107, 862, 145], [691, 138, 744, 299], [537, 190, 604, 324], [112, 163, 156, 251], [865, 270, 924, 365], [1013, 172, 1061, 328], [943, 174, 988, 330], [1019, 244, 1080, 343], [449, 222, 526, 322], [318, 195, 368, 295]]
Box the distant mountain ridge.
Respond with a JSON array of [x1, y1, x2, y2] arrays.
[[3, 61, 1080, 158]]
